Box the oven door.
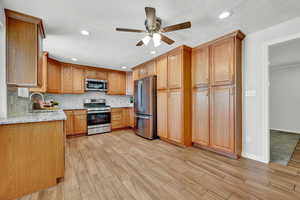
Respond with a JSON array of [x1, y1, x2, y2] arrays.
[[86, 79, 107, 91], [87, 111, 111, 126]]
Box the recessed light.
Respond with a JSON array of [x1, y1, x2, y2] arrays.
[[150, 51, 156, 55], [80, 30, 90, 36], [71, 58, 78, 61], [219, 11, 231, 19], [122, 66, 127, 69]]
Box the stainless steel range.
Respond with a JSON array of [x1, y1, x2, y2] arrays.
[[84, 99, 111, 135]]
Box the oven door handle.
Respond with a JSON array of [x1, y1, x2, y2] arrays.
[[88, 111, 110, 114]]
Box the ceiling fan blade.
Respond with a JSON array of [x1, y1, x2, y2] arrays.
[[160, 34, 175, 45], [145, 7, 156, 30], [162, 21, 191, 33], [136, 40, 144, 46], [116, 28, 145, 33]]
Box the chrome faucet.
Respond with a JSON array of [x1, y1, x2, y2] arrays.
[[29, 92, 45, 111], [29, 92, 45, 102]]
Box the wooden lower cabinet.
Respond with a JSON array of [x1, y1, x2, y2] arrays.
[[64, 110, 87, 136], [0, 121, 64, 200], [157, 90, 168, 138], [192, 88, 210, 146], [111, 108, 132, 130], [210, 85, 235, 153]]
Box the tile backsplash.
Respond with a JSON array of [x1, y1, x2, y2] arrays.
[[45, 92, 132, 109], [7, 89, 133, 116]]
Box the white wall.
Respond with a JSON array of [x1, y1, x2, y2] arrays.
[[0, 5, 7, 118], [269, 65, 300, 134], [243, 17, 300, 163]]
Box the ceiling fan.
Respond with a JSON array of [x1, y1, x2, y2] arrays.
[[116, 7, 191, 47]]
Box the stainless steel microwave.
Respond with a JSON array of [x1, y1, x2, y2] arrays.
[[85, 79, 108, 92]]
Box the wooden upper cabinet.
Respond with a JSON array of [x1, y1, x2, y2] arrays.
[[107, 71, 126, 95], [47, 58, 61, 93], [156, 56, 168, 90], [85, 69, 97, 79], [210, 85, 235, 153], [145, 60, 156, 76], [168, 50, 182, 89], [192, 47, 209, 88], [30, 52, 48, 93], [72, 67, 85, 94], [211, 38, 234, 86], [138, 65, 147, 79], [61, 64, 73, 93], [126, 72, 133, 95], [132, 69, 139, 81], [157, 90, 168, 138], [5, 9, 45, 87], [192, 88, 210, 146], [167, 89, 183, 143]]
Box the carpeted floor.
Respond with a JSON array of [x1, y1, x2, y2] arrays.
[[270, 130, 300, 166]]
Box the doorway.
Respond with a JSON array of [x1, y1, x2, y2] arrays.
[[268, 37, 300, 166]]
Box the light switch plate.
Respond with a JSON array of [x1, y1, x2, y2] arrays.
[[245, 90, 256, 97]]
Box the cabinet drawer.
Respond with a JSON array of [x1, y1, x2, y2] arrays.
[[73, 110, 86, 115]]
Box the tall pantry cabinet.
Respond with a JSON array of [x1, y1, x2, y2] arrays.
[[156, 46, 192, 147], [192, 31, 245, 158]]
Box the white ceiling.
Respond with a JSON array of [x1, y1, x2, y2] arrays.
[[269, 37, 300, 68], [2, 0, 300, 71]]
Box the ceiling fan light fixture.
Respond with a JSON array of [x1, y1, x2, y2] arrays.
[[219, 11, 231, 19], [153, 33, 161, 47], [142, 35, 151, 46]]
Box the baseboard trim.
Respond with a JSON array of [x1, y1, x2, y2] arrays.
[[241, 152, 269, 163], [270, 128, 300, 135]]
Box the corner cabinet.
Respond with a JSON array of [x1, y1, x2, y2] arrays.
[[5, 9, 46, 87], [192, 30, 244, 159], [156, 46, 192, 147]]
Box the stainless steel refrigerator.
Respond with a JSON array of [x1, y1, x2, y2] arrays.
[[134, 76, 157, 139]]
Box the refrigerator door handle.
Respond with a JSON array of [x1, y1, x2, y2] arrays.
[[136, 115, 151, 120]]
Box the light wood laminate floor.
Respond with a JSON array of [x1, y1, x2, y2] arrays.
[[17, 129, 300, 200]]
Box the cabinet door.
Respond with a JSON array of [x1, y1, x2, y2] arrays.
[[61, 64, 73, 93], [30, 52, 48, 93], [133, 69, 139, 81], [47, 59, 61, 93], [192, 47, 209, 88], [210, 86, 235, 153], [129, 108, 135, 128], [211, 38, 234, 86], [73, 111, 87, 134], [85, 69, 97, 79], [64, 111, 74, 136], [126, 72, 133, 95], [192, 88, 209, 146], [168, 51, 182, 89], [138, 65, 147, 79], [145, 60, 156, 76], [72, 67, 85, 94], [96, 70, 108, 80], [107, 72, 126, 95], [167, 89, 183, 143], [157, 90, 168, 138], [6, 17, 38, 87], [156, 56, 168, 90], [111, 108, 124, 129]]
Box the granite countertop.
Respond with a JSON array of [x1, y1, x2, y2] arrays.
[[0, 110, 67, 125], [61, 105, 134, 110]]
